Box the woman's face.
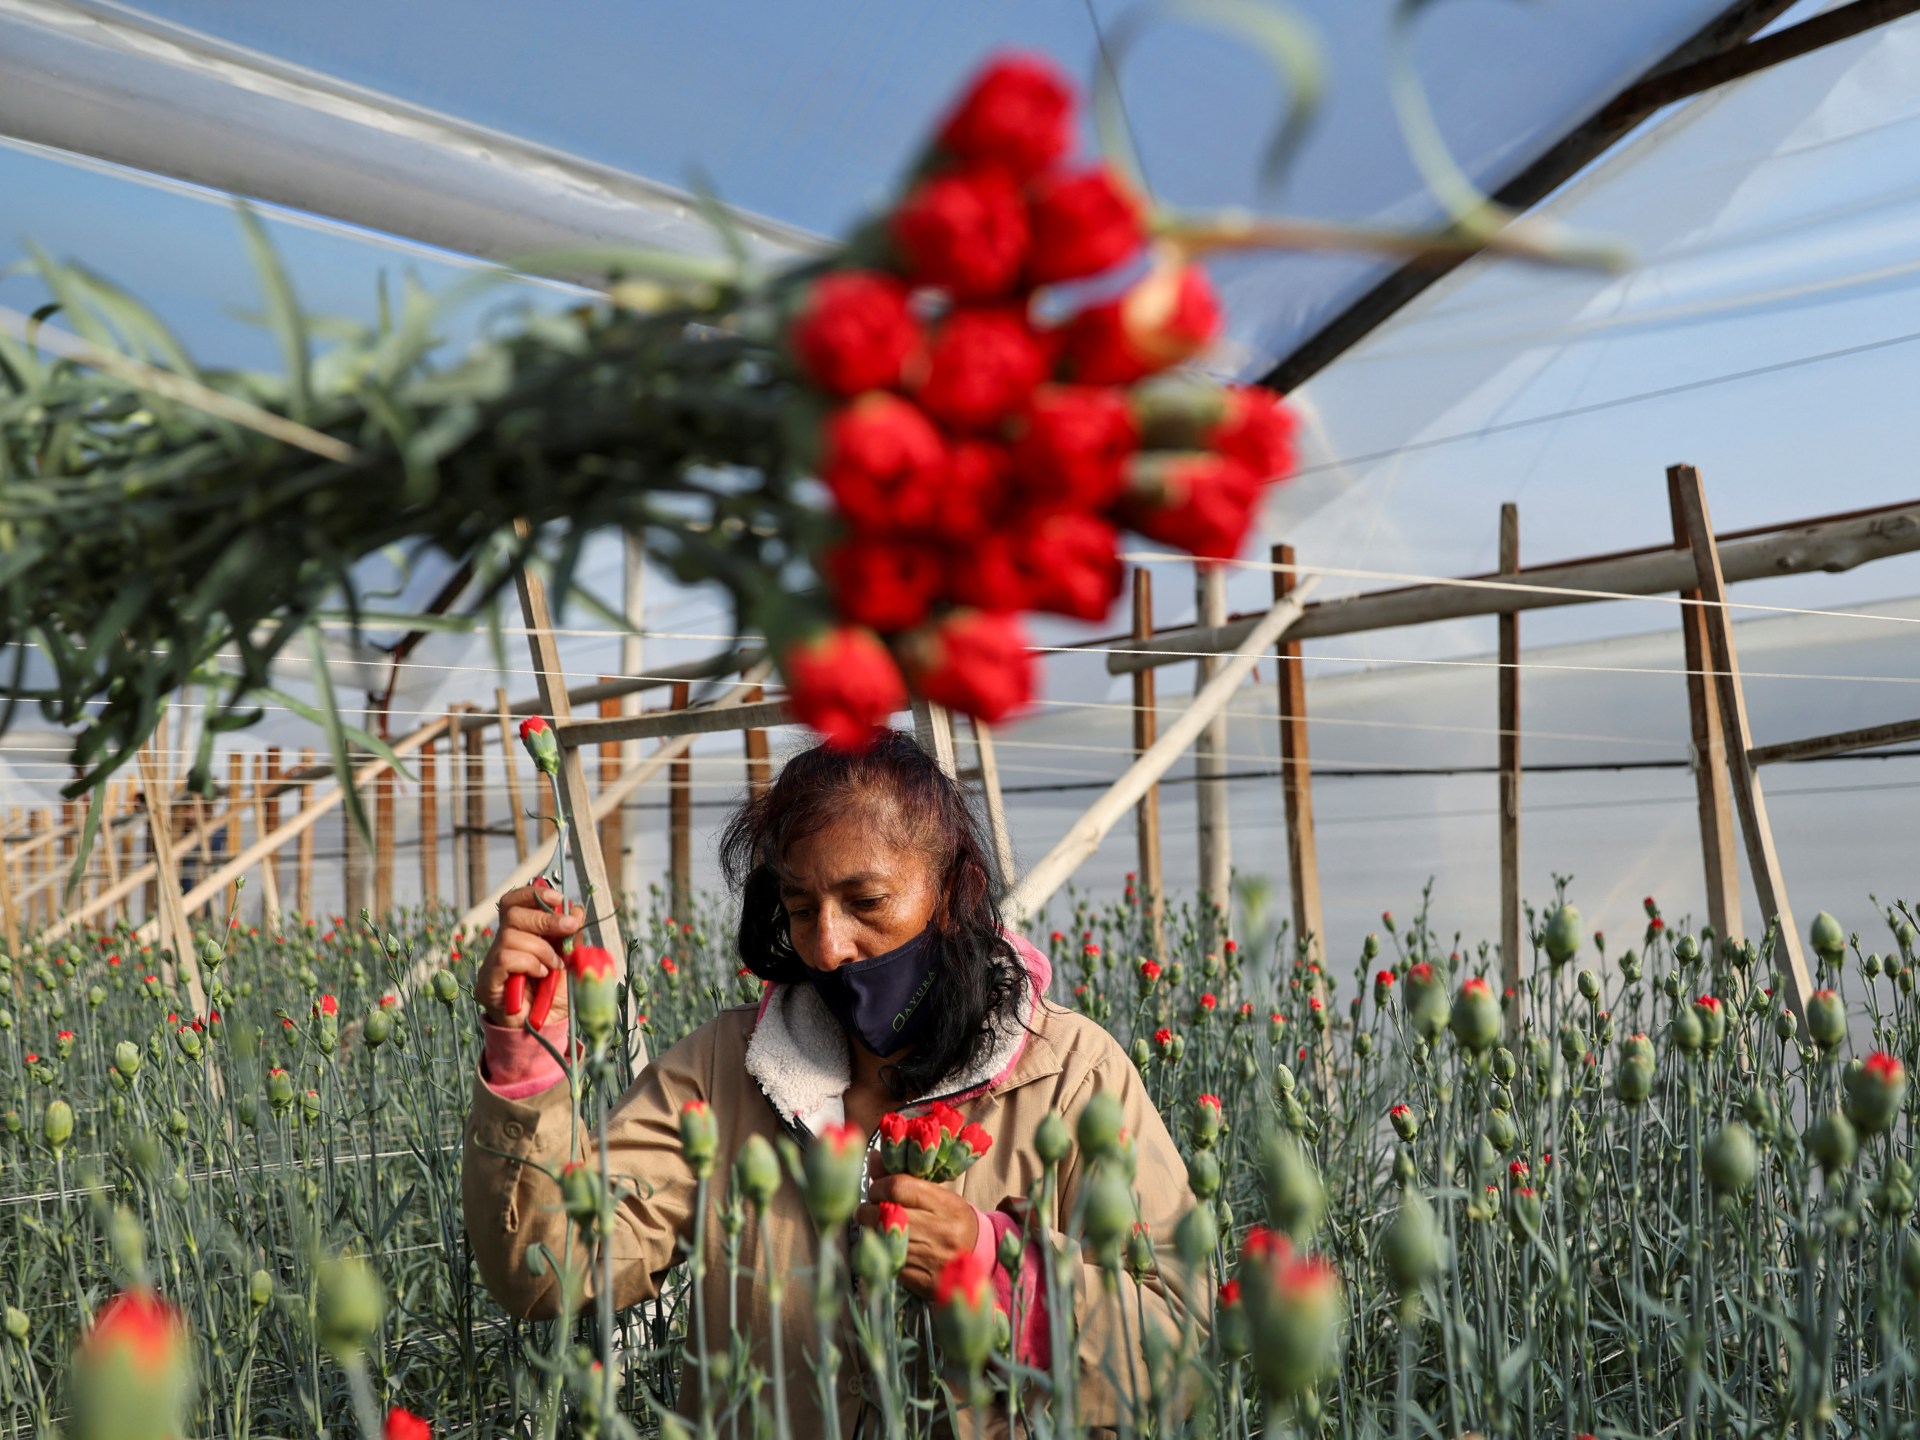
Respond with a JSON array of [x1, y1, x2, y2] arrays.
[[778, 812, 939, 975]]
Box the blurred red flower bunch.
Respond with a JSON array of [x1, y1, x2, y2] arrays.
[[778, 53, 1298, 747], [876, 1099, 992, 1183]]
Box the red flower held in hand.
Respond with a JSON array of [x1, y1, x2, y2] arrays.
[[907, 1115, 945, 1151], [1209, 387, 1299, 482], [936, 53, 1074, 180], [790, 270, 921, 397], [1026, 167, 1146, 285], [891, 167, 1029, 301], [1011, 385, 1139, 511], [878, 1200, 910, 1235], [913, 307, 1051, 432], [825, 539, 944, 633], [1125, 454, 1264, 561], [822, 394, 949, 535], [879, 1112, 909, 1145], [902, 610, 1035, 723], [1061, 263, 1222, 385], [385, 1408, 433, 1440], [956, 1122, 993, 1158], [783, 626, 908, 750]]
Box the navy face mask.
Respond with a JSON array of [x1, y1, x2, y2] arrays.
[[812, 924, 943, 1057]]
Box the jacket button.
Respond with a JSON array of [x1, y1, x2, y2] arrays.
[[503, 1121, 523, 1140]]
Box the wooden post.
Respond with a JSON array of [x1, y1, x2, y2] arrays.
[[373, 751, 395, 920], [1131, 571, 1167, 959], [295, 748, 317, 919], [99, 783, 123, 908], [1195, 565, 1232, 947], [912, 698, 960, 777], [116, 786, 138, 923], [1671, 465, 1815, 1022], [670, 681, 693, 925], [252, 754, 283, 933], [0, 822, 19, 951], [418, 737, 440, 906], [263, 749, 283, 904], [597, 679, 625, 908], [225, 752, 244, 919], [1273, 545, 1325, 965], [58, 799, 76, 912], [972, 717, 1016, 889], [1498, 504, 1523, 1031], [743, 684, 772, 798], [464, 707, 488, 910], [1667, 467, 1742, 950], [621, 528, 647, 906], [446, 707, 468, 909], [496, 688, 531, 860], [135, 743, 201, 1009], [511, 522, 628, 982]]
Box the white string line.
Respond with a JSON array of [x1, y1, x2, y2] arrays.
[[1116, 549, 1920, 628]]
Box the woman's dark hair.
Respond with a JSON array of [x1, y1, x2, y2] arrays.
[[718, 729, 1025, 1099]]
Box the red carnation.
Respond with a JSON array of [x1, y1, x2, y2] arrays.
[[879, 1112, 910, 1145], [567, 946, 617, 981], [891, 168, 1028, 301], [955, 509, 1124, 622], [782, 626, 907, 750], [956, 1122, 993, 1157], [1026, 166, 1146, 285], [1209, 387, 1298, 482], [1198, 1093, 1222, 1112], [935, 1249, 995, 1308], [78, 1286, 189, 1379], [791, 270, 921, 397], [1219, 1279, 1242, 1308], [878, 1200, 910, 1234], [913, 307, 1050, 432], [825, 539, 944, 633], [385, 1409, 433, 1440], [1010, 385, 1139, 511], [930, 440, 1014, 540], [316, 995, 338, 1017], [1200, 993, 1217, 1010], [1867, 1051, 1906, 1082], [821, 394, 949, 535], [936, 53, 1074, 180], [1154, 1027, 1174, 1050], [1060, 263, 1222, 384], [901, 609, 1035, 723], [1140, 959, 1162, 983], [1124, 453, 1264, 560], [1461, 976, 1494, 999], [517, 716, 548, 741], [907, 1114, 945, 1151]]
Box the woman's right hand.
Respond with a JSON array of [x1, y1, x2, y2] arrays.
[[475, 881, 585, 1029]]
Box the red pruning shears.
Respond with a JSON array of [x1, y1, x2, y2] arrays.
[[502, 877, 565, 1030]]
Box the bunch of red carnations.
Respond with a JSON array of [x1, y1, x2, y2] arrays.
[[777, 52, 1299, 747], [877, 1100, 993, 1183]]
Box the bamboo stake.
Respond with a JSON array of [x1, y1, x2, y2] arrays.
[[1273, 544, 1324, 966], [1498, 505, 1523, 1032], [1132, 571, 1167, 960], [252, 754, 282, 934], [1008, 575, 1320, 925]]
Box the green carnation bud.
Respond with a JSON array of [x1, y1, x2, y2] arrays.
[[1846, 1052, 1908, 1136], [316, 1255, 385, 1361], [43, 1099, 74, 1152], [1383, 1187, 1444, 1296], [1492, 1047, 1516, 1082], [1449, 978, 1501, 1054], [1616, 1053, 1655, 1107], [363, 1009, 392, 1048], [1175, 1204, 1217, 1268], [1810, 911, 1847, 964], [1258, 1129, 1326, 1242], [1187, 1149, 1222, 1200], [1807, 1109, 1859, 1176], [1542, 903, 1583, 966], [1082, 1166, 1135, 1266], [114, 1041, 142, 1080], [679, 1099, 718, 1178], [1035, 1111, 1072, 1166], [249, 1270, 273, 1310], [1807, 989, 1847, 1049], [1668, 1005, 1704, 1055], [1484, 1108, 1518, 1155], [1076, 1090, 1125, 1160], [3, 1307, 26, 1343], [1577, 968, 1601, 1002], [431, 969, 460, 1007], [732, 1134, 782, 1210], [1705, 1122, 1758, 1193]]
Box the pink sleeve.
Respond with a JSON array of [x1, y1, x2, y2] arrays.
[[968, 1204, 1051, 1369], [479, 1017, 570, 1099]]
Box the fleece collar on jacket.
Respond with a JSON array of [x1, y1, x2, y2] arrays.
[[744, 931, 1055, 1135]]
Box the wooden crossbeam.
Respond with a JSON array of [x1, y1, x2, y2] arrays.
[[1749, 716, 1920, 769], [1671, 466, 1814, 1022], [556, 696, 792, 748]]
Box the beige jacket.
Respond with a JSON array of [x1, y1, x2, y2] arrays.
[[462, 940, 1204, 1433]]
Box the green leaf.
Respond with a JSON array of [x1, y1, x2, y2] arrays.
[[254, 683, 418, 785], [301, 627, 374, 847], [236, 204, 313, 421]]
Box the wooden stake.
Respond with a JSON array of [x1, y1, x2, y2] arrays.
[[670, 681, 692, 925], [493, 688, 529, 860], [0, 821, 19, 951], [620, 528, 647, 906], [263, 748, 283, 906], [597, 679, 625, 907], [973, 717, 1016, 889], [374, 749, 395, 920], [225, 752, 244, 918], [1498, 504, 1523, 1031], [743, 684, 772, 798], [912, 698, 960, 778], [1273, 545, 1325, 965], [446, 707, 468, 909], [418, 738, 440, 906], [464, 709, 488, 910], [136, 743, 202, 1010], [296, 748, 317, 920], [1195, 565, 1233, 947], [1667, 467, 1742, 949], [252, 755, 282, 933], [511, 524, 628, 982], [1131, 571, 1167, 959], [1671, 465, 1815, 1022]]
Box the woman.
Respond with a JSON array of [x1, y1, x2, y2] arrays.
[[463, 730, 1201, 1431]]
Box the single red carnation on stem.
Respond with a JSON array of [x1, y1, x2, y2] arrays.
[[1059, 262, 1222, 384], [879, 1112, 910, 1145], [821, 394, 949, 535], [936, 1249, 995, 1308], [790, 270, 921, 397], [956, 1122, 993, 1158], [1026, 167, 1147, 284], [901, 609, 1035, 723], [385, 1408, 433, 1440], [1123, 454, 1264, 560], [782, 626, 907, 750], [1209, 387, 1299, 481], [912, 307, 1051, 432], [824, 539, 944, 633], [891, 168, 1029, 301], [567, 946, 617, 981], [936, 53, 1074, 180]]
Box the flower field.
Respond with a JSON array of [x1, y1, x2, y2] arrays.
[[4, 881, 1920, 1438]]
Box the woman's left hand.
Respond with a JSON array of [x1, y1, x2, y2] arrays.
[[856, 1175, 982, 1301]]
